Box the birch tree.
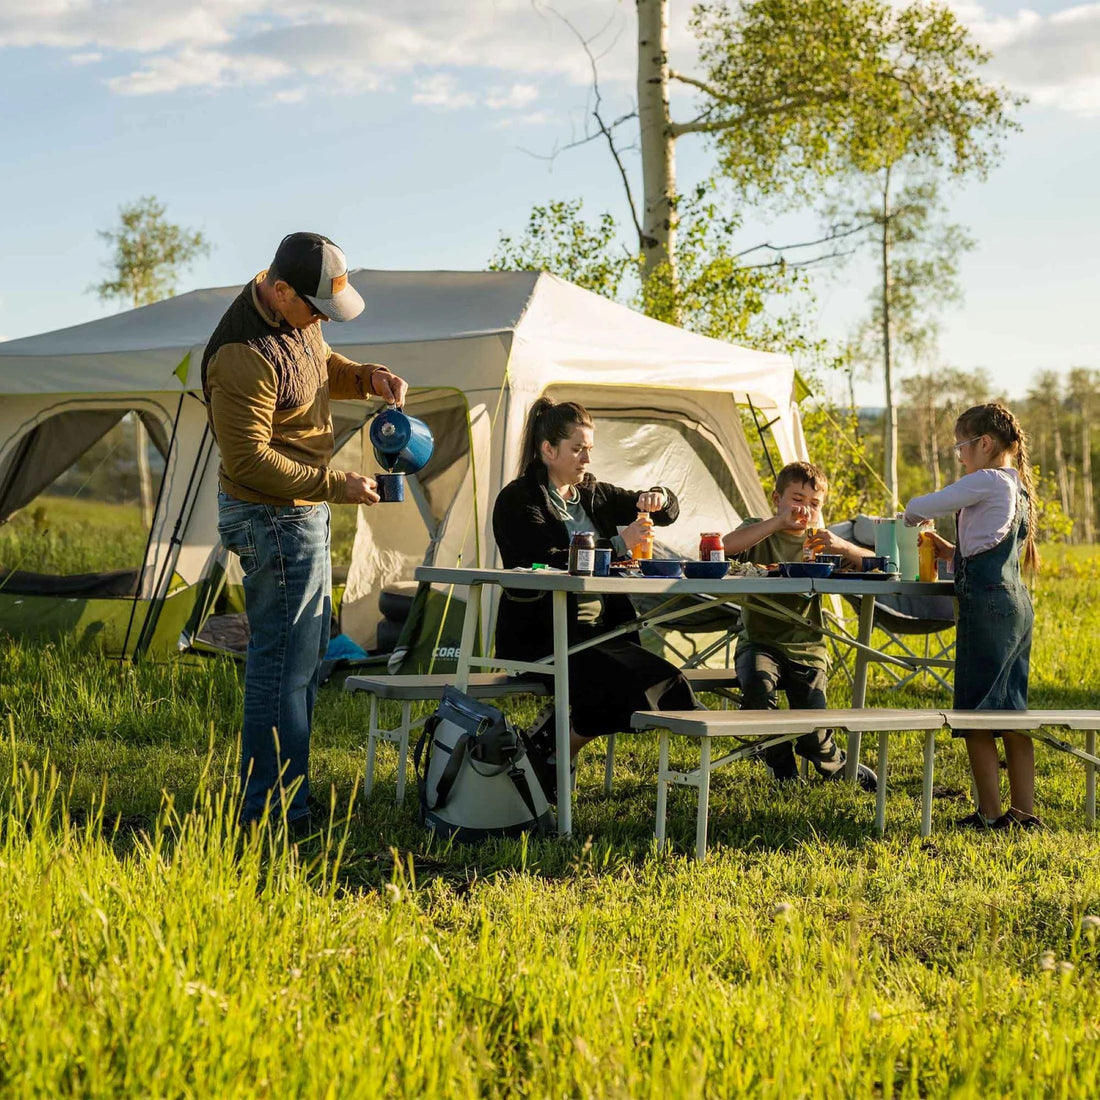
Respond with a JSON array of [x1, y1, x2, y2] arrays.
[[91, 196, 210, 524], [1067, 367, 1097, 543]]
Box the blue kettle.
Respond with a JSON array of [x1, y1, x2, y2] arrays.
[[369, 405, 435, 475]]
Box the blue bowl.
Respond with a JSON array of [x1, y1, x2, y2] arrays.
[[779, 562, 835, 579], [683, 560, 730, 580], [638, 558, 683, 578]]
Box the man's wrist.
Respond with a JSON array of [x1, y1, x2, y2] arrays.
[[367, 364, 393, 396]]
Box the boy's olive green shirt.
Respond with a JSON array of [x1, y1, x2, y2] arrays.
[[734, 518, 828, 669], [204, 274, 380, 506]]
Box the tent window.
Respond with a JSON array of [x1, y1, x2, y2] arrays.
[[0, 410, 168, 586]]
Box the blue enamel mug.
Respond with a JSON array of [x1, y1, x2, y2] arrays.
[[369, 405, 435, 475]]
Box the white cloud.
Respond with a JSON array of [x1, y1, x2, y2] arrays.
[[0, 1, 647, 100], [484, 83, 539, 110], [107, 48, 290, 96], [273, 86, 306, 104], [942, 2, 1100, 117], [7, 0, 1100, 119], [411, 72, 475, 111]]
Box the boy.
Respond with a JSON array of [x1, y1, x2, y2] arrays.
[[722, 461, 877, 789]]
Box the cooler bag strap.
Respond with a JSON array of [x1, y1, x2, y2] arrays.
[[507, 764, 541, 829], [429, 732, 470, 811]]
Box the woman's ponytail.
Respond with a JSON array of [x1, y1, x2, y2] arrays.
[[516, 396, 592, 477]]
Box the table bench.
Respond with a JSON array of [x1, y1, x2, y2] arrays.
[[631, 708, 946, 860], [631, 708, 1100, 859]]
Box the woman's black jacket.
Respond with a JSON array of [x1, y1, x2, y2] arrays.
[[492, 461, 679, 661]]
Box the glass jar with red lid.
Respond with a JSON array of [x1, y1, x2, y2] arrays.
[[699, 532, 724, 562]]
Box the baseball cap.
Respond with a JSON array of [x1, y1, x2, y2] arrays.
[[272, 232, 364, 322]]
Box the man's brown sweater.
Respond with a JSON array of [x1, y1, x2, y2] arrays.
[[202, 274, 380, 505]]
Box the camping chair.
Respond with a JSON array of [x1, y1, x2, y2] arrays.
[[827, 515, 956, 693]]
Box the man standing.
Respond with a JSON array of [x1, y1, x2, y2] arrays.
[[202, 232, 408, 832]]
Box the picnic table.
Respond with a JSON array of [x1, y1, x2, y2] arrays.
[[415, 565, 953, 836]]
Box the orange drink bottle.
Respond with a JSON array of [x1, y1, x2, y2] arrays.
[[918, 527, 937, 582], [632, 511, 654, 561]]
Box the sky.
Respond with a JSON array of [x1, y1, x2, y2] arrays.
[[1, 0, 1098, 406]]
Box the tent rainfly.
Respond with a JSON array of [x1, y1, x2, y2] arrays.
[[0, 270, 808, 667]]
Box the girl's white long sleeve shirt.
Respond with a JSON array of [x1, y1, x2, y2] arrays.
[[904, 468, 1021, 558]]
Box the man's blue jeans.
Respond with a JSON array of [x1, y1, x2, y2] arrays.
[[217, 491, 331, 824]]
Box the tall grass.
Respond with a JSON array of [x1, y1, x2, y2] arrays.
[[0, 556, 1099, 1096]]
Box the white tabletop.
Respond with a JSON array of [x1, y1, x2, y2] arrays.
[[415, 565, 952, 598]]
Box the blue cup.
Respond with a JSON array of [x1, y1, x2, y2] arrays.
[[375, 471, 406, 503], [862, 555, 896, 573], [592, 548, 612, 577]]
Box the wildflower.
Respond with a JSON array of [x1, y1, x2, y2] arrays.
[[868, 1009, 883, 1024], [1059, 961, 1075, 975], [384, 882, 402, 904], [1081, 915, 1100, 933], [772, 902, 793, 918], [1038, 950, 1056, 972]]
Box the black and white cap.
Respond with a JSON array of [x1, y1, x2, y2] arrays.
[[272, 231, 364, 322]]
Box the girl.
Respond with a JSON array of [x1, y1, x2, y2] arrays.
[[492, 397, 695, 799], [904, 402, 1040, 829]]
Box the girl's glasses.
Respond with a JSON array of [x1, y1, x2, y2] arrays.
[[952, 435, 983, 456]]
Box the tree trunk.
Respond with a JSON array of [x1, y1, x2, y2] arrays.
[[1052, 415, 1071, 534], [1081, 405, 1094, 543], [930, 399, 942, 491], [636, 0, 677, 299], [880, 169, 898, 509]]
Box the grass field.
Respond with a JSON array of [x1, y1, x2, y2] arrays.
[[1, 549, 1099, 1096]]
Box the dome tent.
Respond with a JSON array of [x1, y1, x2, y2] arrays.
[[0, 270, 807, 666]]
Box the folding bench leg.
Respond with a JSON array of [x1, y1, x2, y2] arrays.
[[604, 734, 616, 794], [364, 695, 380, 798], [875, 730, 889, 836], [1087, 730, 1096, 824], [655, 733, 670, 853], [921, 729, 936, 837], [695, 736, 712, 862], [395, 702, 412, 806]]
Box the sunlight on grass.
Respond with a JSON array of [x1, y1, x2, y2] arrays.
[[0, 551, 1098, 1095]]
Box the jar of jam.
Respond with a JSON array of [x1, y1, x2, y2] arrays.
[[568, 531, 596, 576], [699, 532, 724, 562]]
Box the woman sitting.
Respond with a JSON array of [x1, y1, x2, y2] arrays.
[[492, 397, 696, 797]]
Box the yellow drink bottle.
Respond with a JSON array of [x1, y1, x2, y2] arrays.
[[632, 511, 654, 561], [918, 528, 937, 582]]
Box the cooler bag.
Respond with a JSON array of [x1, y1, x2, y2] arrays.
[[414, 686, 555, 842]]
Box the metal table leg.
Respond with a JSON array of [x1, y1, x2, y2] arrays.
[[846, 594, 877, 781], [875, 730, 889, 835], [454, 582, 482, 692], [921, 729, 936, 837], [695, 736, 712, 862], [552, 590, 573, 836], [1087, 730, 1096, 824], [655, 732, 670, 852]]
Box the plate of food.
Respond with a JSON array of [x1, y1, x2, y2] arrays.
[[728, 560, 771, 579]]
